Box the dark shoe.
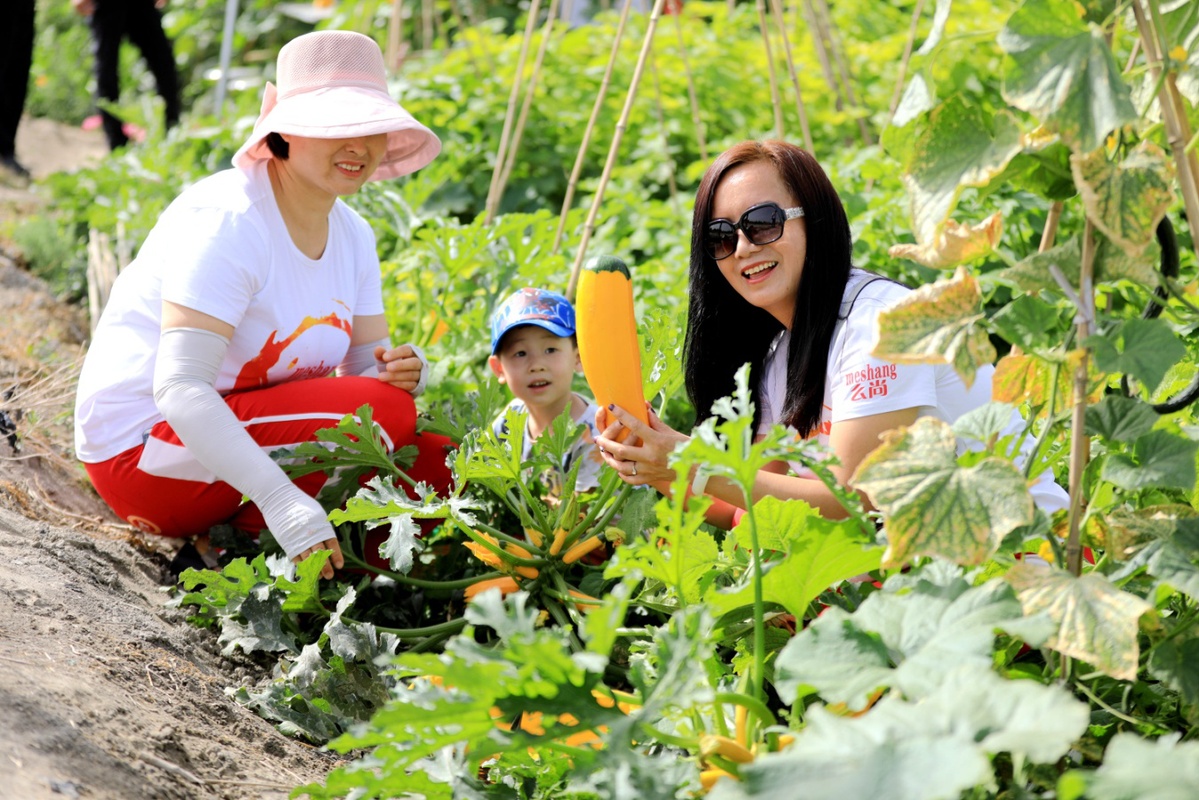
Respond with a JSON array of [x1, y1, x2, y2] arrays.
[[0, 154, 31, 187], [168, 542, 209, 577]]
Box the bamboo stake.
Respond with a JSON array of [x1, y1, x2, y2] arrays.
[[813, 0, 873, 144], [769, 0, 812, 151], [1132, 0, 1199, 249], [1039, 201, 1063, 253], [552, 0, 636, 255], [495, 0, 562, 206], [648, 45, 681, 212], [485, 0, 543, 225], [1065, 220, 1097, 577], [884, 0, 928, 125], [671, 8, 708, 162], [386, 0, 406, 72], [566, 0, 669, 301], [756, 0, 784, 139], [800, 0, 841, 110]]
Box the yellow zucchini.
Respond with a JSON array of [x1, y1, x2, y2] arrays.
[[575, 255, 649, 443]]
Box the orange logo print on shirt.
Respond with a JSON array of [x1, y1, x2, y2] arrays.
[[234, 311, 352, 390]]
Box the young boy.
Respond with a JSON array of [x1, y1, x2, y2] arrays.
[[488, 287, 603, 493]]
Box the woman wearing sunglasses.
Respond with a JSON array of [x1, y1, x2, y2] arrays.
[[595, 139, 1066, 525]]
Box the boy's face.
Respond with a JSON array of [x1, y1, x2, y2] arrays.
[[488, 326, 581, 413]]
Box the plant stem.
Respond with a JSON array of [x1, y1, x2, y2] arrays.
[[744, 500, 767, 705], [340, 550, 504, 592], [713, 691, 778, 731], [1065, 221, 1097, 577], [354, 615, 469, 640]]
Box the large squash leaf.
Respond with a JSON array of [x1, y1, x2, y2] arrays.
[[998, 0, 1136, 152], [873, 267, 996, 389], [719, 665, 1086, 800], [1007, 563, 1151, 680], [705, 498, 882, 619], [1072, 141, 1176, 256], [775, 567, 1050, 707], [852, 418, 1034, 569], [1088, 318, 1188, 397], [1061, 733, 1199, 800], [1100, 429, 1198, 492], [901, 97, 1023, 244]]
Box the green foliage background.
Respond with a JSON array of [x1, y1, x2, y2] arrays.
[[19, 0, 1199, 797]]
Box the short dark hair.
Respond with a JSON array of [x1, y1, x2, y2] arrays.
[[684, 140, 854, 437], [266, 132, 289, 159]]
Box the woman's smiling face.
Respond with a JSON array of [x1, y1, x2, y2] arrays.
[[280, 133, 389, 198], [709, 160, 807, 328]]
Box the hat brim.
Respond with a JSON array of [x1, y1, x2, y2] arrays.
[[233, 85, 441, 181], [491, 319, 576, 354]]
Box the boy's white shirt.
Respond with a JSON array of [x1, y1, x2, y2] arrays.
[[492, 392, 603, 492]]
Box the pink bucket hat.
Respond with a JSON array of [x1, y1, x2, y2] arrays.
[[232, 30, 440, 181]]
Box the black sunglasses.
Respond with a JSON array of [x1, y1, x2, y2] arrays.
[[703, 201, 805, 261]]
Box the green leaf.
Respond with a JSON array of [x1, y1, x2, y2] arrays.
[[606, 494, 721, 604], [706, 499, 882, 620], [773, 604, 893, 707], [1088, 318, 1187, 396], [376, 514, 423, 574], [776, 569, 1047, 707], [852, 417, 1034, 569], [1072, 141, 1176, 255], [717, 663, 1088, 799], [991, 237, 1081, 294], [640, 305, 686, 404], [1084, 395, 1159, 443], [1143, 523, 1199, 601], [1099, 505, 1197, 562], [1100, 429, 1198, 491], [217, 583, 296, 655], [1067, 733, 1199, 799], [901, 98, 1023, 243], [1148, 635, 1199, 708], [999, 0, 1136, 152], [712, 722, 990, 800], [1007, 563, 1152, 680], [873, 267, 996, 387], [915, 0, 952, 55], [990, 293, 1071, 351], [276, 405, 412, 506]]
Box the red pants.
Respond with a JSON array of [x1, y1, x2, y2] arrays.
[[84, 377, 454, 542]]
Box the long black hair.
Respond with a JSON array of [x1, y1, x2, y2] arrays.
[[683, 140, 854, 436]]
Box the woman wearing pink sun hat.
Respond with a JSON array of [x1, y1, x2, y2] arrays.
[[75, 30, 452, 579]]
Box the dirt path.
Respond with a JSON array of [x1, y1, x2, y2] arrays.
[[0, 118, 339, 799]]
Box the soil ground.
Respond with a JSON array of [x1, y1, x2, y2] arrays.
[[0, 117, 339, 799]]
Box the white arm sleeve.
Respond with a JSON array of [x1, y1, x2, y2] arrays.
[[336, 337, 389, 377], [408, 342, 429, 397], [152, 327, 335, 560], [335, 338, 429, 396]]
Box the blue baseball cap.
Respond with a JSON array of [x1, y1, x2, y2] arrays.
[[490, 288, 576, 353]]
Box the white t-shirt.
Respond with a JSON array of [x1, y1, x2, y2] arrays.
[[757, 269, 1067, 512], [492, 393, 603, 493], [74, 162, 384, 464]]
